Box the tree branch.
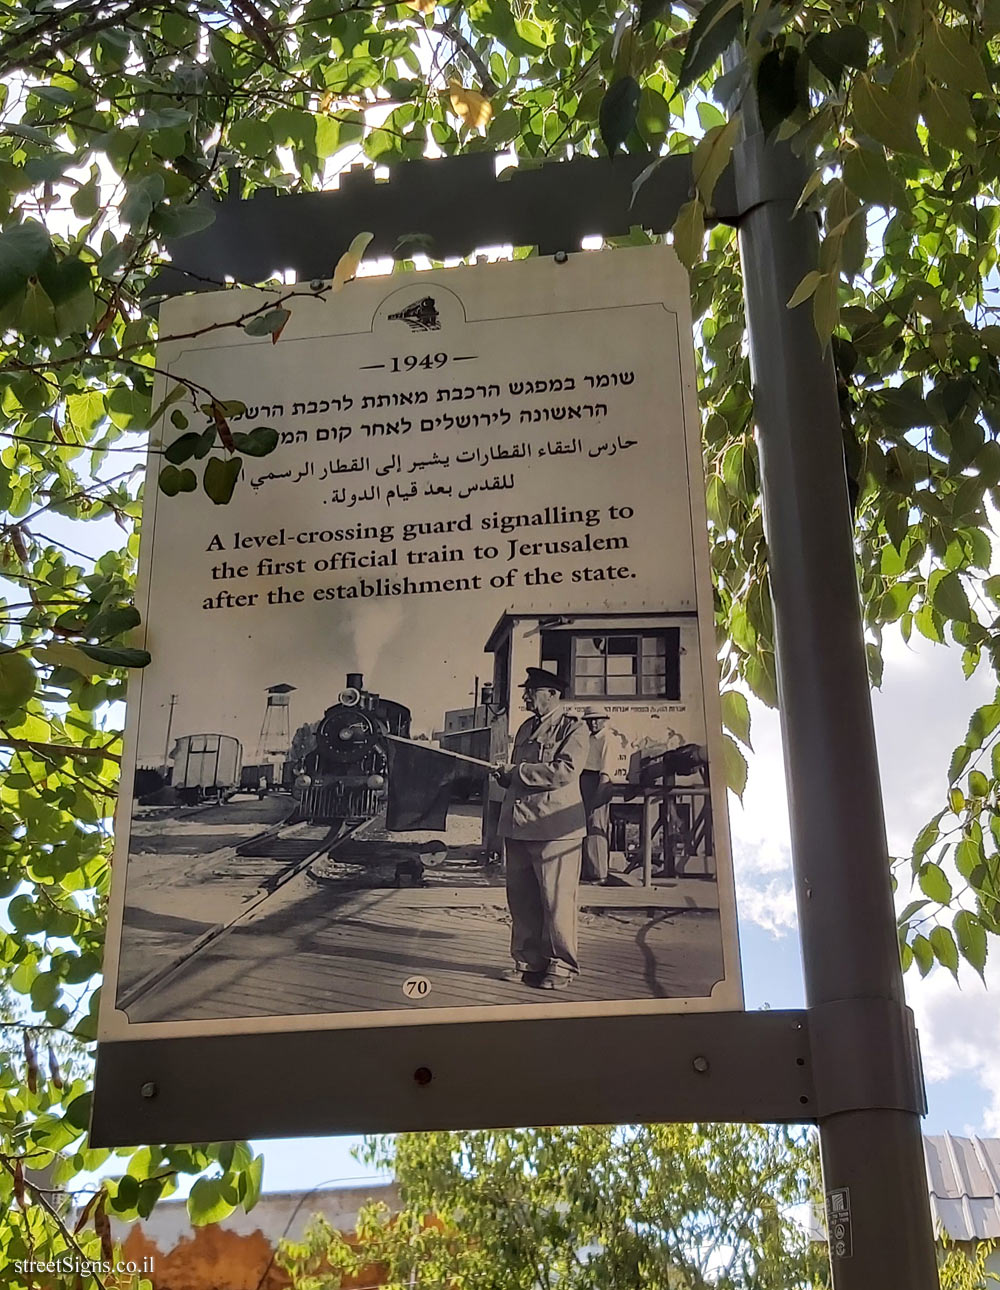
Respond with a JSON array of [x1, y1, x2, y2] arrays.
[[436, 4, 497, 96], [0, 1160, 109, 1290], [0, 738, 121, 765]]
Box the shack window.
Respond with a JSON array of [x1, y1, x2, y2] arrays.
[[570, 630, 680, 699]]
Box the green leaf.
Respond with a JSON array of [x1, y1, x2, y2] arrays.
[[38, 254, 90, 305], [755, 48, 805, 136], [63, 1092, 92, 1132], [949, 744, 972, 783], [692, 116, 739, 207], [120, 173, 166, 228], [924, 20, 990, 95], [204, 455, 243, 505], [678, 0, 742, 93], [851, 75, 921, 155], [232, 426, 279, 457], [705, 475, 730, 529], [929, 924, 960, 977], [720, 689, 751, 746], [0, 649, 36, 712], [786, 270, 823, 309], [240, 1154, 264, 1211], [918, 862, 953, 904], [955, 838, 981, 879], [720, 732, 748, 799], [842, 146, 899, 209], [20, 277, 57, 336], [32, 643, 114, 678], [5, 122, 59, 148], [911, 933, 933, 975], [822, 24, 870, 72], [672, 198, 705, 269], [66, 390, 106, 432], [969, 769, 989, 798], [111, 1173, 141, 1214], [78, 644, 152, 668], [874, 385, 928, 430], [932, 571, 971, 622], [921, 85, 976, 153], [315, 114, 343, 158], [188, 1175, 238, 1226], [913, 816, 941, 860], [954, 910, 988, 976], [108, 384, 151, 430], [150, 203, 217, 238], [638, 87, 673, 143], [897, 898, 929, 925], [229, 120, 273, 155], [149, 382, 187, 426], [30, 971, 59, 1011], [638, 0, 669, 28], [244, 309, 291, 337], [0, 220, 52, 305], [599, 77, 640, 157], [811, 272, 839, 345]]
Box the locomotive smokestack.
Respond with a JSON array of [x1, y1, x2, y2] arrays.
[[347, 672, 363, 691]]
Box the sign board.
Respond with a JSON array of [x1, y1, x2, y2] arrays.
[[96, 245, 743, 1137]]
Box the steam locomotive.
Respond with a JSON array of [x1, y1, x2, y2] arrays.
[[299, 673, 411, 826]]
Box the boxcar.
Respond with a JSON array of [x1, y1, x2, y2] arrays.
[[172, 734, 242, 804]]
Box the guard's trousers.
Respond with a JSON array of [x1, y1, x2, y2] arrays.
[[504, 837, 581, 977], [580, 769, 610, 882]]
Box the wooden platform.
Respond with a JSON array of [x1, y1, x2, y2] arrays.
[[125, 862, 724, 1024], [307, 877, 720, 911]]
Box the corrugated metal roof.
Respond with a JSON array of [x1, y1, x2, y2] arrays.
[[924, 1134, 1000, 1241]]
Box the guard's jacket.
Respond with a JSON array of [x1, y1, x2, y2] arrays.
[[498, 705, 589, 841]]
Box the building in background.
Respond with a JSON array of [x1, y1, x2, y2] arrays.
[[116, 1182, 399, 1290], [925, 1133, 1000, 1276], [113, 1138, 999, 1290]]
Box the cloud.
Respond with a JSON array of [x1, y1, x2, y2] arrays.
[[724, 625, 999, 1130], [907, 959, 1000, 1134], [733, 871, 798, 937]]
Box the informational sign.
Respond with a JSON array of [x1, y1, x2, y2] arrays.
[[99, 245, 742, 1058]]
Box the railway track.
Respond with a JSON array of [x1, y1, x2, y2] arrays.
[[117, 814, 367, 1012]]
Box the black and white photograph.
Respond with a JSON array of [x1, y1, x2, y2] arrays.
[[100, 246, 743, 1039]]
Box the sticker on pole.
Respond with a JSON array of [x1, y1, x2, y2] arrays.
[[826, 1187, 853, 1258]]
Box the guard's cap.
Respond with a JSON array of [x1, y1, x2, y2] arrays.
[[521, 667, 569, 694], [581, 705, 610, 720]]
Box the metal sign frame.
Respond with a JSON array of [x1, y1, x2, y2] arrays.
[[93, 108, 939, 1289]]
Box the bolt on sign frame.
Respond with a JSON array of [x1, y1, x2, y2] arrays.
[[92, 112, 938, 1290]]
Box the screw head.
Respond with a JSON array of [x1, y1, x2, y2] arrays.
[[692, 1056, 709, 1074], [554, 250, 569, 264], [140, 1081, 157, 1099], [413, 1066, 433, 1086]]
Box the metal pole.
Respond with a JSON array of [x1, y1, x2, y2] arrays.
[[162, 693, 177, 769], [642, 792, 654, 888], [732, 115, 938, 1284]]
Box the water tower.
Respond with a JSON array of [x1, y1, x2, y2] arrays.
[[257, 683, 296, 769]]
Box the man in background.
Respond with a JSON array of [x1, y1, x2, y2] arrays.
[[579, 706, 616, 884], [492, 669, 589, 991]]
